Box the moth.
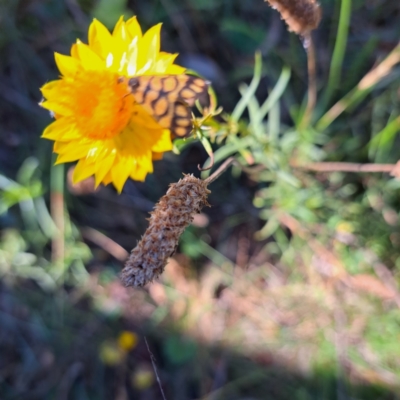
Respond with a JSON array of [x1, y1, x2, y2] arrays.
[[122, 75, 209, 138]]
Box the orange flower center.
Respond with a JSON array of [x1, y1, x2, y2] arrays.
[[67, 70, 133, 139]]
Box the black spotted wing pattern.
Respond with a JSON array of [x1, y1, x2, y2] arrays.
[[126, 75, 209, 138]]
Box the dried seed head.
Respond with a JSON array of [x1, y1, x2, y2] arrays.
[[265, 0, 322, 36], [121, 175, 211, 287]]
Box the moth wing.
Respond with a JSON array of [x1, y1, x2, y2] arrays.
[[126, 75, 209, 138]]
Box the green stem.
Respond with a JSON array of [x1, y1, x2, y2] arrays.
[[51, 155, 65, 195], [300, 34, 317, 129], [231, 51, 262, 122], [50, 155, 65, 265], [321, 0, 352, 108]]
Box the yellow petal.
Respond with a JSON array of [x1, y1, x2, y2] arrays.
[[136, 23, 161, 75], [102, 171, 113, 185], [112, 16, 129, 41], [111, 156, 136, 192], [40, 78, 75, 113], [82, 139, 117, 171], [164, 64, 186, 74], [42, 118, 80, 141], [73, 158, 97, 182], [66, 140, 119, 187], [130, 163, 150, 181], [131, 153, 153, 175], [129, 154, 153, 181], [84, 141, 116, 164], [54, 140, 92, 162], [154, 52, 178, 73], [75, 40, 104, 70], [40, 80, 61, 97], [110, 18, 137, 74], [151, 129, 173, 153], [88, 19, 113, 58], [54, 53, 81, 76], [125, 36, 139, 76], [94, 151, 116, 187], [71, 43, 79, 59], [40, 100, 73, 117], [125, 16, 142, 39]]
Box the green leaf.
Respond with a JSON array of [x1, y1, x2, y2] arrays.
[[231, 52, 262, 122], [172, 136, 197, 155], [199, 134, 213, 160], [257, 66, 291, 126], [369, 115, 400, 158]]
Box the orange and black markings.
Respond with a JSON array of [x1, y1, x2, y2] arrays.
[[126, 75, 209, 138]]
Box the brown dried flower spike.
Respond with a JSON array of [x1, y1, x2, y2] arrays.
[[265, 0, 321, 36], [121, 159, 234, 287], [121, 175, 210, 287]]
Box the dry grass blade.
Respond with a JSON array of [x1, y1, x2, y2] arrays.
[[317, 41, 400, 130], [291, 161, 397, 173], [81, 227, 128, 262]]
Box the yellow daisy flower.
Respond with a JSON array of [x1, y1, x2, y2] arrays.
[[40, 17, 186, 192]]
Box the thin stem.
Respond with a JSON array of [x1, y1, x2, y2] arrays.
[[321, 0, 352, 108], [293, 161, 396, 173], [144, 336, 167, 400], [50, 158, 65, 264], [204, 157, 236, 185], [301, 33, 317, 128]]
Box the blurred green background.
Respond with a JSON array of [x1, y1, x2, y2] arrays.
[[1, 0, 400, 399]]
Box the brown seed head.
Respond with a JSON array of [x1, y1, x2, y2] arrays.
[[265, 0, 322, 36], [121, 175, 211, 287]]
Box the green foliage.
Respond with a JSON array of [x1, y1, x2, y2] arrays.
[[364, 309, 400, 370], [2, 0, 400, 398], [0, 159, 91, 290], [189, 22, 400, 278]]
